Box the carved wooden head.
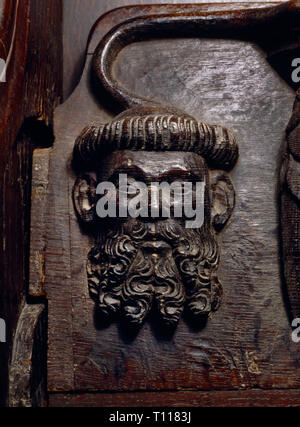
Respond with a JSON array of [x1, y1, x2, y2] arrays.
[[73, 105, 238, 327]]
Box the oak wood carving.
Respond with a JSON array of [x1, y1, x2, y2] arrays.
[[0, 0, 62, 407], [73, 106, 238, 327], [72, 0, 300, 329], [25, 0, 300, 406]]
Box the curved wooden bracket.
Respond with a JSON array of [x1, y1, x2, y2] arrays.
[[92, 1, 300, 111]]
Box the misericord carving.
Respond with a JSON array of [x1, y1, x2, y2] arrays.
[[73, 104, 238, 327], [72, 11, 242, 328]]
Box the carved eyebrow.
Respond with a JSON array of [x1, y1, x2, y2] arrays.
[[108, 164, 146, 181], [107, 165, 202, 183], [159, 168, 201, 182]]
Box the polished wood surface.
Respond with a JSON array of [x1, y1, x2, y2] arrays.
[[41, 2, 300, 406], [50, 389, 300, 407], [63, 0, 291, 99], [1, 0, 299, 408], [0, 0, 62, 406]]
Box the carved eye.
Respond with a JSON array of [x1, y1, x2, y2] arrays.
[[115, 177, 137, 195], [127, 179, 140, 195]]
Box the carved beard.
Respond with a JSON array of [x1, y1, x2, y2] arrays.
[[87, 218, 222, 326]]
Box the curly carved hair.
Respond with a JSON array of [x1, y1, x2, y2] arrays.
[[73, 106, 238, 172]]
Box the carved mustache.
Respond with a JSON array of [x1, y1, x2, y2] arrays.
[[109, 217, 196, 245]]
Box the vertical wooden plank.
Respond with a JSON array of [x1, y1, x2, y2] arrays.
[[0, 0, 62, 406]]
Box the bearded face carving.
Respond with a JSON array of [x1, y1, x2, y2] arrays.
[[73, 106, 238, 328]]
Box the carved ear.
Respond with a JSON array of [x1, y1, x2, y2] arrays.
[[210, 171, 235, 232], [73, 173, 97, 223]]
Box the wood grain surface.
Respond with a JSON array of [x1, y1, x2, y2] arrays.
[[0, 0, 62, 407], [1, 0, 296, 409], [63, 0, 291, 100], [50, 389, 300, 407], [44, 2, 300, 406]]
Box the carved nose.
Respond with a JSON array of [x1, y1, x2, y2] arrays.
[[148, 184, 170, 220], [149, 184, 159, 216]]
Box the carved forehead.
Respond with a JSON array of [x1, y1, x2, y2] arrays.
[[99, 150, 207, 180]]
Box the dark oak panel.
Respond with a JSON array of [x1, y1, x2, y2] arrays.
[[2, 0, 298, 408], [44, 4, 299, 404], [50, 389, 300, 407], [63, 0, 290, 99], [0, 0, 62, 407]]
